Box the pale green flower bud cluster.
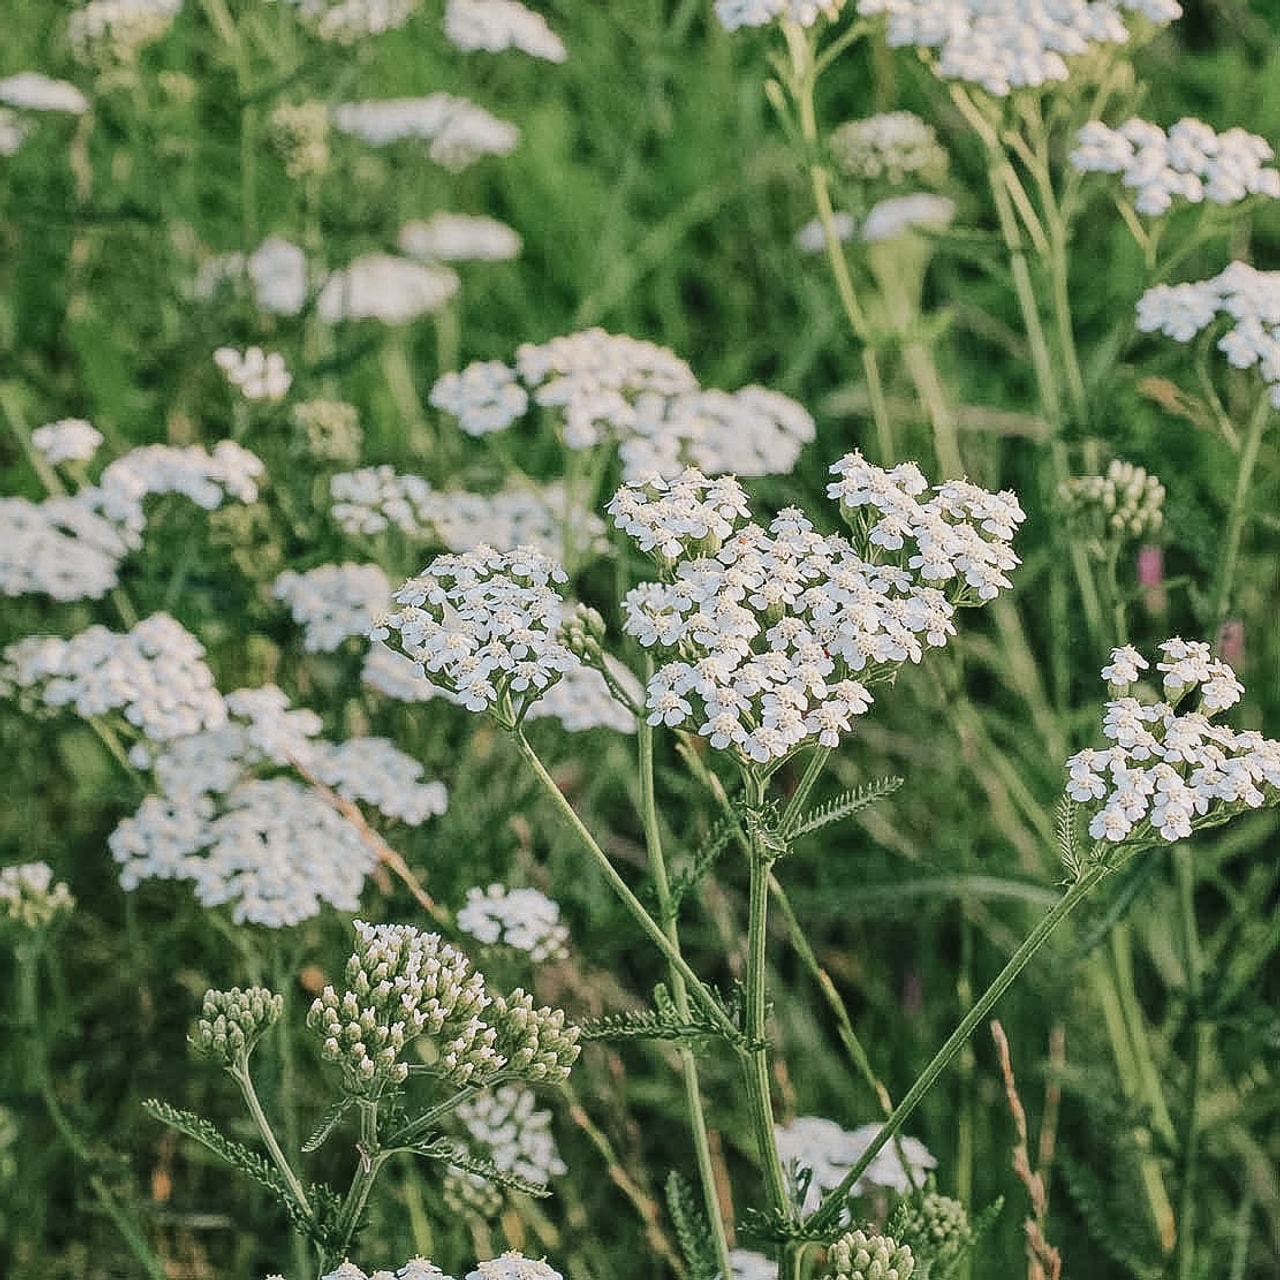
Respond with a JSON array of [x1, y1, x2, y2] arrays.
[[294, 400, 364, 465], [830, 112, 948, 187], [308, 921, 579, 1096], [1059, 459, 1165, 545], [0, 862, 75, 930], [490, 989, 580, 1084], [192, 987, 283, 1067], [270, 101, 332, 179], [558, 603, 608, 666], [892, 1186, 970, 1271], [825, 1229, 914, 1280]]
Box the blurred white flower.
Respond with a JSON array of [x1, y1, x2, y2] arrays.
[[69, 0, 182, 64], [0, 72, 90, 114], [332, 94, 519, 169], [214, 346, 292, 401], [861, 194, 955, 243], [444, 0, 567, 61], [273, 562, 394, 652], [247, 237, 308, 315], [399, 213, 522, 262], [318, 254, 459, 324], [795, 212, 855, 253], [284, 0, 418, 42], [457, 885, 570, 960], [30, 419, 104, 466]]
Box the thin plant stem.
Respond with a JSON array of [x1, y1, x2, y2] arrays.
[[1173, 843, 1209, 1280], [230, 1060, 315, 1230], [1211, 391, 1272, 624], [808, 859, 1112, 1236], [512, 730, 738, 1040], [272, 944, 311, 1280], [636, 701, 733, 1278]]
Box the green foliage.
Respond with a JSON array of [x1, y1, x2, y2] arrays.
[[786, 777, 905, 841], [665, 1170, 722, 1280]]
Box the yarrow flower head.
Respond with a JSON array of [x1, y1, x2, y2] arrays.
[[431, 329, 815, 482], [775, 1117, 937, 1215], [825, 1229, 915, 1280], [891, 1184, 971, 1274], [1064, 639, 1280, 850], [856, 0, 1180, 97], [294, 400, 364, 464], [610, 457, 1022, 766], [457, 885, 570, 961], [0, 73, 90, 114], [318, 254, 460, 325], [215, 346, 292, 402], [830, 112, 947, 187], [1136, 262, 1280, 407], [715, 0, 846, 32], [466, 1254, 564, 1280], [273, 562, 394, 652], [1071, 117, 1280, 215], [30, 419, 104, 466], [372, 545, 579, 726], [0, 863, 75, 931], [860, 194, 955, 244], [318, 1259, 456, 1280], [69, 0, 182, 65], [284, 0, 419, 43], [269, 100, 331, 178], [1059, 459, 1165, 548], [191, 986, 283, 1067], [399, 214, 522, 263], [331, 95, 518, 170], [443, 0, 567, 62]]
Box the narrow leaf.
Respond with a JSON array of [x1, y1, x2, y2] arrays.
[[788, 776, 903, 840]]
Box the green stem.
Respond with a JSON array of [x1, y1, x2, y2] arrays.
[[329, 1100, 390, 1266], [230, 1061, 314, 1229], [512, 731, 737, 1041], [1211, 392, 1272, 624], [272, 946, 310, 1280], [779, 744, 832, 837], [637, 706, 732, 1278], [901, 339, 963, 478], [808, 859, 1112, 1235], [1173, 844, 1208, 1280], [740, 770, 792, 1231]]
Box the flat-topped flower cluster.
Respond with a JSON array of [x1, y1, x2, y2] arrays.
[[610, 457, 1024, 764], [1066, 641, 1280, 844]]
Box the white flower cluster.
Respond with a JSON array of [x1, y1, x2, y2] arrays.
[[431, 329, 815, 482], [331, 466, 435, 535], [195, 238, 309, 316], [0, 73, 90, 114], [109, 686, 447, 925], [313, 1254, 562, 1280], [729, 1252, 778, 1280], [215, 346, 292, 401], [69, 0, 182, 64], [0, 862, 75, 930], [715, 0, 846, 32], [775, 1116, 937, 1213], [457, 884, 570, 961], [1059, 459, 1165, 542], [30, 418, 104, 466], [861, 193, 956, 243], [1071, 118, 1280, 215], [611, 459, 1022, 763], [454, 1084, 567, 1187], [332, 95, 519, 170], [856, 0, 1181, 97], [318, 254, 460, 324], [398, 214, 522, 262], [2, 614, 225, 743], [1065, 641, 1280, 845], [284, 0, 418, 43], [273, 562, 394, 652], [444, 0, 567, 62], [372, 546, 578, 721], [795, 212, 855, 254], [1136, 262, 1280, 406], [2, 440, 261, 601], [830, 112, 947, 185]]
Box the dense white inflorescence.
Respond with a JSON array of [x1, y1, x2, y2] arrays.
[[398, 214, 522, 262], [0, 862, 76, 930], [1059, 459, 1165, 541], [831, 111, 947, 185], [1065, 641, 1280, 845], [249, 237, 309, 314], [69, 0, 182, 64], [318, 254, 460, 324], [1136, 262, 1280, 406], [775, 1116, 937, 1212], [855, 0, 1181, 97], [457, 885, 571, 960], [331, 95, 519, 169], [372, 546, 578, 722], [2, 614, 226, 741], [454, 1084, 568, 1185], [860, 193, 956, 243], [0, 73, 91, 113], [283, 0, 419, 42], [610, 458, 1023, 764], [273, 562, 394, 652], [728, 1252, 779, 1280], [795, 211, 856, 253], [431, 329, 815, 482], [716, 0, 846, 31], [30, 418, 104, 466], [108, 685, 447, 925], [466, 1256, 564, 1280], [331, 466, 435, 535], [215, 346, 293, 401], [443, 0, 567, 61], [1071, 118, 1280, 215]]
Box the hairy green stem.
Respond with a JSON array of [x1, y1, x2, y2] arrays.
[[637, 708, 732, 1278], [513, 731, 738, 1040], [808, 859, 1112, 1235], [230, 1061, 314, 1230], [1211, 392, 1272, 624]]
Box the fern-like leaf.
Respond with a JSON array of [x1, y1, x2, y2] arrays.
[[787, 777, 903, 841], [302, 1097, 354, 1153], [1056, 794, 1080, 880], [582, 984, 743, 1046], [669, 808, 741, 913], [411, 1136, 551, 1199], [665, 1170, 721, 1280]]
